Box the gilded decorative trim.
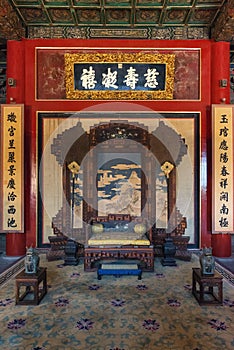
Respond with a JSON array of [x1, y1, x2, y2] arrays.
[[89, 28, 148, 39], [65, 52, 175, 100], [27, 26, 210, 40]]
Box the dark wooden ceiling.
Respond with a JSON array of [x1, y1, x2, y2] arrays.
[[0, 0, 233, 42]]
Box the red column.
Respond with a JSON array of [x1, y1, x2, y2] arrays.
[[6, 234, 26, 256], [211, 41, 230, 104], [5, 40, 26, 256], [6, 40, 25, 104], [212, 234, 231, 258], [211, 41, 231, 257]]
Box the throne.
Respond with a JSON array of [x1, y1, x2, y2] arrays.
[[84, 213, 154, 272], [50, 119, 191, 268], [88, 214, 151, 246]]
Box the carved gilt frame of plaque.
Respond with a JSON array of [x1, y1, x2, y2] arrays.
[[64, 52, 175, 100]]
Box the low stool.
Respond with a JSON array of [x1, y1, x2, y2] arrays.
[[192, 267, 223, 305], [97, 262, 142, 280]]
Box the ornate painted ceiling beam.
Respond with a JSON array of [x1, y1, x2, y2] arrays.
[[0, 0, 25, 40], [0, 0, 233, 42], [211, 0, 234, 42]]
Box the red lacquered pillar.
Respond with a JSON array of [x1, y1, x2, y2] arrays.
[[6, 234, 26, 256], [211, 41, 230, 104], [6, 40, 25, 104], [211, 41, 232, 257], [212, 234, 231, 258], [5, 40, 26, 256]]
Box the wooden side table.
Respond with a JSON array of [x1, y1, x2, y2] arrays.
[[15, 267, 47, 305], [192, 267, 223, 305]]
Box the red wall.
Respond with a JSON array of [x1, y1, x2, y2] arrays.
[[6, 38, 230, 254]]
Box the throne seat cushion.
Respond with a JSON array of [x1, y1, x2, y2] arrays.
[[88, 231, 150, 246], [89, 215, 151, 247], [92, 223, 104, 234]]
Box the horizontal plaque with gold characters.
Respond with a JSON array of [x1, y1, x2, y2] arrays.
[[65, 52, 175, 100]]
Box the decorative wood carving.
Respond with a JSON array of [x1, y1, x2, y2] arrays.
[[0, 0, 25, 39], [51, 117, 189, 249], [89, 120, 150, 148], [2, 1, 233, 42], [211, 0, 234, 42], [84, 121, 151, 223], [51, 120, 89, 166]]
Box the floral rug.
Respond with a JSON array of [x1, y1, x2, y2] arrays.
[[0, 254, 233, 350]]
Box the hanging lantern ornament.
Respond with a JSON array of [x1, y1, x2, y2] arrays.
[[161, 161, 174, 179], [67, 161, 80, 234], [160, 160, 176, 267], [68, 161, 80, 177]]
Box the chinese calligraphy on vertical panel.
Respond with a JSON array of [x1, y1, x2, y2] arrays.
[[212, 105, 234, 233], [0, 104, 24, 232]]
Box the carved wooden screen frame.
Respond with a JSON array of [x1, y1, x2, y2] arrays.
[[83, 121, 151, 223], [38, 112, 199, 248]]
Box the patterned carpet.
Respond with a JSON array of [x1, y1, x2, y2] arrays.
[[0, 254, 233, 350]]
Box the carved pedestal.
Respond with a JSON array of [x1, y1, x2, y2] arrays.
[[84, 246, 154, 272], [15, 267, 47, 305], [64, 239, 79, 266], [192, 268, 223, 305], [154, 235, 192, 261], [161, 236, 177, 266]]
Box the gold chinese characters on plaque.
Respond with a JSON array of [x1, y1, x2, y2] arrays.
[[65, 52, 175, 100], [0, 104, 24, 232], [212, 105, 234, 233]]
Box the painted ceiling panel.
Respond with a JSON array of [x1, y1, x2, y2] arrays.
[[44, 0, 70, 3], [48, 8, 74, 23], [0, 0, 232, 42], [136, 0, 164, 5], [73, 0, 101, 4], [13, 0, 40, 4], [167, 0, 192, 4], [196, 0, 223, 4], [189, 8, 219, 24], [135, 9, 161, 25], [19, 8, 49, 23], [164, 9, 189, 24], [8, 0, 226, 27], [76, 8, 102, 24], [106, 0, 132, 4], [105, 8, 132, 24]]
